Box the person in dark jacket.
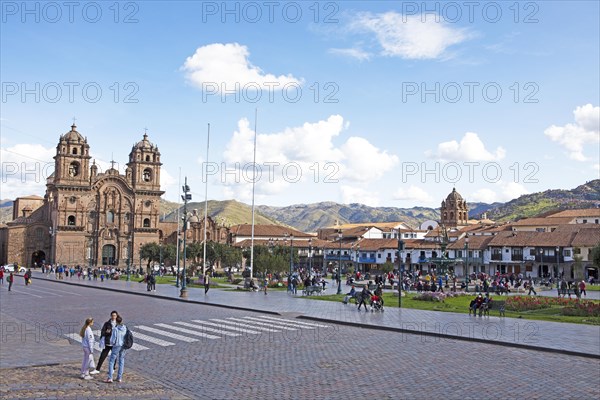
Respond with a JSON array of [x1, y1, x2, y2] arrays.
[[357, 285, 372, 312], [95, 311, 119, 373]]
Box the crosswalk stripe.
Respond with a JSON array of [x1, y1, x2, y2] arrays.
[[193, 320, 261, 335], [92, 330, 149, 351], [259, 315, 330, 328], [174, 321, 241, 337], [136, 325, 197, 343], [154, 323, 220, 339], [229, 317, 296, 331], [131, 331, 176, 347], [245, 316, 319, 329], [210, 318, 281, 333], [65, 333, 101, 352]]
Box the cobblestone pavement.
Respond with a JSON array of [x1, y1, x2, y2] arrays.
[[25, 272, 600, 358], [0, 362, 190, 399], [1, 279, 599, 399]]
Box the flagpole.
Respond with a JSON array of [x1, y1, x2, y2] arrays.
[[250, 109, 258, 280], [203, 123, 210, 276], [175, 166, 181, 288]]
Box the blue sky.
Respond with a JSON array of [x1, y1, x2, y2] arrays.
[[1, 1, 599, 209]]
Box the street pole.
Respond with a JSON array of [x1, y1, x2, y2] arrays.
[[126, 240, 131, 281], [465, 235, 469, 292], [308, 238, 312, 276], [398, 239, 405, 308], [180, 177, 191, 298], [337, 231, 342, 295]]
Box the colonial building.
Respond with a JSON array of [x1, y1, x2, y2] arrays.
[[1, 124, 165, 267]]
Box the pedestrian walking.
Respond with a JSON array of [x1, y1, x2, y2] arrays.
[[579, 280, 587, 297], [8, 272, 14, 291], [79, 317, 99, 379], [0, 268, 4, 285], [357, 285, 372, 312], [526, 280, 537, 295], [23, 269, 31, 286], [95, 311, 119, 373], [105, 316, 128, 383], [204, 273, 210, 294]]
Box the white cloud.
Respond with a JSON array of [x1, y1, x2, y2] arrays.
[[182, 43, 302, 92], [221, 115, 398, 201], [544, 104, 600, 161], [340, 185, 379, 206], [329, 47, 372, 61], [426, 132, 506, 161], [340, 137, 398, 181], [470, 181, 529, 203], [351, 12, 471, 59], [0, 143, 55, 200], [393, 185, 433, 203]]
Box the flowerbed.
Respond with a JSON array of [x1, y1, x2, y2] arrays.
[[506, 296, 600, 317], [562, 302, 600, 317], [413, 292, 446, 302]]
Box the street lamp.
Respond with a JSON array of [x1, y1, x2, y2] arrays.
[[308, 238, 313, 276], [126, 239, 131, 282], [337, 230, 342, 294], [398, 239, 405, 308], [464, 235, 470, 292], [180, 178, 192, 298], [555, 246, 560, 279], [285, 233, 294, 277]]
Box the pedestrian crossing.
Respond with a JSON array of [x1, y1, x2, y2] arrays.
[[64, 315, 329, 352]]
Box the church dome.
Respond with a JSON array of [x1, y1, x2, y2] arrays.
[[62, 124, 85, 142], [446, 188, 464, 202], [133, 133, 156, 151]]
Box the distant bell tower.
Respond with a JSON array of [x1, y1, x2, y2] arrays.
[[53, 123, 91, 186], [440, 188, 468, 227], [127, 130, 162, 191]]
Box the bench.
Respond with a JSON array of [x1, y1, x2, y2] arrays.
[[342, 292, 361, 304], [302, 285, 323, 296], [480, 300, 506, 317]]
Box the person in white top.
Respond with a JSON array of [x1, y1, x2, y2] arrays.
[[79, 317, 99, 379]]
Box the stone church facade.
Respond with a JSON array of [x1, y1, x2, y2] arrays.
[[1, 124, 165, 267], [0, 123, 233, 269]]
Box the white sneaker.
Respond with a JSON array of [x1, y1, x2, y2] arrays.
[[81, 374, 93, 380], [89, 370, 100, 375]]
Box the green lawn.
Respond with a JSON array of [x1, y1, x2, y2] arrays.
[[586, 284, 600, 291], [307, 292, 600, 325]]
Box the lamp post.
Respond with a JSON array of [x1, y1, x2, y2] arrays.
[[398, 239, 405, 308], [285, 233, 294, 277], [175, 236, 180, 288], [337, 230, 342, 294], [555, 246, 560, 279], [126, 240, 131, 282], [48, 227, 56, 266], [180, 177, 192, 298], [139, 243, 142, 275], [464, 235, 469, 292], [308, 238, 313, 276]]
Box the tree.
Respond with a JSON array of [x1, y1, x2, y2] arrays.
[[381, 261, 395, 274], [140, 242, 161, 269], [592, 242, 600, 268]]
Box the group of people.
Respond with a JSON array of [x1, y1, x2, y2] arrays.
[[79, 311, 129, 383], [0, 266, 31, 291], [344, 283, 384, 312]]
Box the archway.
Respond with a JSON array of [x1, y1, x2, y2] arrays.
[[31, 250, 46, 268], [102, 244, 116, 266]]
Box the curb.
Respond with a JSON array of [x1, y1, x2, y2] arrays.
[[298, 315, 600, 360], [30, 275, 280, 316], [29, 274, 600, 360]]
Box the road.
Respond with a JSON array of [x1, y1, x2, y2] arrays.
[[1, 279, 599, 399]]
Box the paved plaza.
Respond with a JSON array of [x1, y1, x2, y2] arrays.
[[1, 275, 599, 399]]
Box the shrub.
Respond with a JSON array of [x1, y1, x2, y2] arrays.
[[413, 292, 446, 302]]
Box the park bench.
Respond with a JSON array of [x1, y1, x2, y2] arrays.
[[479, 300, 506, 317], [302, 285, 323, 296]]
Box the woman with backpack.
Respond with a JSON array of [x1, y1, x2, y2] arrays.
[[105, 315, 129, 383]]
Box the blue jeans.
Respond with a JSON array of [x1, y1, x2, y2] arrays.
[[107, 346, 126, 380]]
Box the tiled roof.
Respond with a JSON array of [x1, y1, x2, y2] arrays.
[[353, 238, 399, 251], [511, 217, 575, 226], [342, 226, 380, 238], [547, 208, 600, 218], [447, 235, 495, 250], [231, 224, 313, 238], [327, 221, 410, 230], [487, 230, 576, 247], [571, 229, 600, 247]]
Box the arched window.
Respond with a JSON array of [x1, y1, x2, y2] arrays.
[[68, 161, 80, 177], [107, 210, 115, 224], [145, 155, 150, 161], [68, 215, 76, 225], [142, 168, 152, 182], [72, 147, 78, 155], [143, 218, 150, 228]]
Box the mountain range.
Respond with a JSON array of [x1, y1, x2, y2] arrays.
[[1, 180, 598, 231]]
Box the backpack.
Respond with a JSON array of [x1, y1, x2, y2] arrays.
[[123, 328, 134, 349]]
